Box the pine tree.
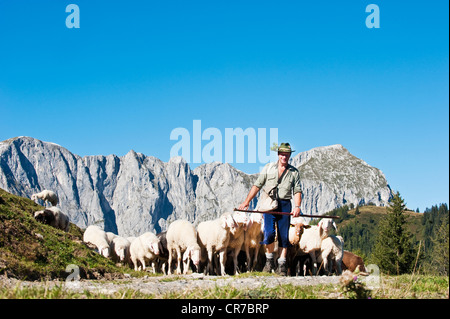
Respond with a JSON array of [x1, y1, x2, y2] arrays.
[[372, 192, 416, 274], [429, 212, 449, 275]]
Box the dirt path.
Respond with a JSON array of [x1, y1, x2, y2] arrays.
[[1, 273, 342, 297]]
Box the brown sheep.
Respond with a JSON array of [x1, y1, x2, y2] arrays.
[[341, 250, 366, 273], [287, 222, 311, 276]]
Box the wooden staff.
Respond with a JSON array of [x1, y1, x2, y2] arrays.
[[233, 208, 340, 219]]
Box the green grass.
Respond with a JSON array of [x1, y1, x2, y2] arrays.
[[161, 283, 334, 299], [1, 188, 448, 299], [372, 274, 449, 299], [0, 281, 336, 299], [0, 188, 123, 280], [1, 273, 447, 299]]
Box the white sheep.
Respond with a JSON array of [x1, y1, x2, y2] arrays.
[[197, 213, 239, 276], [243, 212, 264, 272], [317, 235, 344, 275], [111, 236, 131, 264], [223, 211, 250, 275], [105, 232, 117, 244], [34, 206, 70, 232], [166, 219, 201, 275], [83, 225, 110, 258], [286, 220, 312, 276], [298, 218, 337, 275], [318, 219, 337, 237], [129, 232, 160, 272], [126, 236, 137, 243], [31, 190, 58, 206]]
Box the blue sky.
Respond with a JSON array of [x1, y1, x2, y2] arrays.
[[0, 1, 448, 212]]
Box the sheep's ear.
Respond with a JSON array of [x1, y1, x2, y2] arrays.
[[227, 215, 237, 229], [304, 224, 311, 229], [332, 221, 337, 230], [225, 215, 232, 227], [220, 215, 227, 228]]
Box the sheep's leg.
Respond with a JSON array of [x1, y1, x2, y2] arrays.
[[167, 249, 173, 275], [139, 257, 146, 271], [176, 247, 182, 275], [207, 249, 214, 275], [245, 245, 251, 272], [214, 253, 220, 275], [310, 251, 318, 275], [322, 254, 329, 275], [183, 255, 191, 275], [132, 257, 138, 271], [218, 250, 227, 276], [335, 260, 342, 276], [233, 247, 240, 275], [252, 245, 260, 271]]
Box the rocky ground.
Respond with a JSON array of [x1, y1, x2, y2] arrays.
[[1, 273, 342, 298]]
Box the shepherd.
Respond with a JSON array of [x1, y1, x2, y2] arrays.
[[238, 142, 302, 275]]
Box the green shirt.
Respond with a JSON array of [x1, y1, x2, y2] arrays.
[[254, 161, 302, 200]]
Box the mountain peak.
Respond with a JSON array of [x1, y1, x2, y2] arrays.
[[0, 137, 392, 236]]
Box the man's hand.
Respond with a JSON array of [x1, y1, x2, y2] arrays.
[[238, 202, 249, 210], [292, 206, 301, 217], [293, 192, 302, 217], [238, 186, 260, 211]]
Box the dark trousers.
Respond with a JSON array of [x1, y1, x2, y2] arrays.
[[261, 199, 291, 248]]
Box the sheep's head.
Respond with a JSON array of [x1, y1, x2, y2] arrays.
[[232, 211, 250, 230], [289, 222, 311, 245], [34, 209, 55, 225], [34, 210, 45, 221], [100, 246, 110, 258], [319, 219, 337, 231], [150, 240, 160, 255], [116, 247, 126, 261], [221, 214, 239, 235], [184, 246, 201, 266], [295, 223, 311, 237], [318, 219, 337, 236]]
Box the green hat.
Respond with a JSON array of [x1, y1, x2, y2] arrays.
[[277, 142, 295, 153]]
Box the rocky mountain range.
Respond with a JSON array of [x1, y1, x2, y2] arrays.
[[0, 136, 392, 236]]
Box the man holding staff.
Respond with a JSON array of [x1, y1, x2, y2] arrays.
[[238, 142, 302, 275]]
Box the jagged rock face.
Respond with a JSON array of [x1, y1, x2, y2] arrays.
[[290, 144, 392, 214], [0, 137, 392, 236]]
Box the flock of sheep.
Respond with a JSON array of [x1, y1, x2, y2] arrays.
[[30, 189, 366, 276]]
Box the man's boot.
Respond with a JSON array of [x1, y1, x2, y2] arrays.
[[263, 254, 276, 273], [276, 258, 287, 276]]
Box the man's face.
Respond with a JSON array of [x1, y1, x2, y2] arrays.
[[278, 152, 291, 164]]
